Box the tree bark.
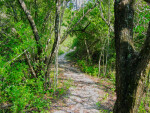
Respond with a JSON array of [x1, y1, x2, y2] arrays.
[[45, 0, 61, 87], [113, 0, 150, 112], [24, 51, 37, 78], [98, 51, 102, 77], [84, 38, 91, 62], [18, 0, 42, 57], [34, 0, 38, 23], [19, 0, 42, 77]]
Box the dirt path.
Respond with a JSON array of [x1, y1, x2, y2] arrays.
[[51, 51, 115, 113]]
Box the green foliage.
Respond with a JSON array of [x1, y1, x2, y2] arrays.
[[0, 61, 51, 112], [77, 60, 103, 77], [134, 2, 150, 50], [139, 100, 146, 113], [1, 0, 150, 112], [58, 49, 65, 55], [96, 102, 112, 113], [0, 0, 73, 111], [67, 49, 115, 81], [138, 84, 150, 113], [59, 36, 75, 55]]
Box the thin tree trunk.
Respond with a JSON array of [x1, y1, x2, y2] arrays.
[[98, 51, 102, 77], [45, 14, 53, 53], [83, 0, 84, 15], [34, 0, 38, 23], [54, 43, 59, 89], [45, 0, 65, 72], [99, 1, 114, 32], [24, 52, 37, 78], [45, 34, 52, 53], [84, 38, 91, 62], [105, 52, 107, 76], [54, 0, 65, 89], [103, 48, 105, 76], [105, 0, 111, 76], [45, 0, 61, 90]]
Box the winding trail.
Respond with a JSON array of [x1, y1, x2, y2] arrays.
[[51, 51, 115, 113]]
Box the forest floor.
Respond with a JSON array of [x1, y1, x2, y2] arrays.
[[50, 51, 116, 113]]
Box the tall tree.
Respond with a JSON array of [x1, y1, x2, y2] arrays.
[[114, 0, 150, 112], [45, 0, 61, 85]]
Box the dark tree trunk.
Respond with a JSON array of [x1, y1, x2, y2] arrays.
[[34, 0, 38, 24], [45, 0, 61, 88], [114, 0, 150, 113]]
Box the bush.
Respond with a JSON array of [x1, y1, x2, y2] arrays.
[[0, 61, 51, 112]]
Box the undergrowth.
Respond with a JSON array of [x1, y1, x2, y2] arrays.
[[66, 51, 115, 83], [0, 61, 71, 113]]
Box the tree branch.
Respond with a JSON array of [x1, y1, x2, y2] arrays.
[[24, 51, 37, 78], [99, 0, 114, 32], [60, 2, 98, 44], [18, 0, 42, 56], [45, 0, 61, 77], [4, 48, 29, 67], [42, 10, 51, 31], [73, 22, 91, 32]]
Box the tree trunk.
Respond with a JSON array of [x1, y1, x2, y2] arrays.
[[34, 0, 38, 24], [24, 51, 37, 78], [98, 51, 102, 77], [54, 43, 59, 89], [18, 0, 42, 57], [84, 38, 91, 62], [45, 0, 61, 87], [113, 0, 150, 112]]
